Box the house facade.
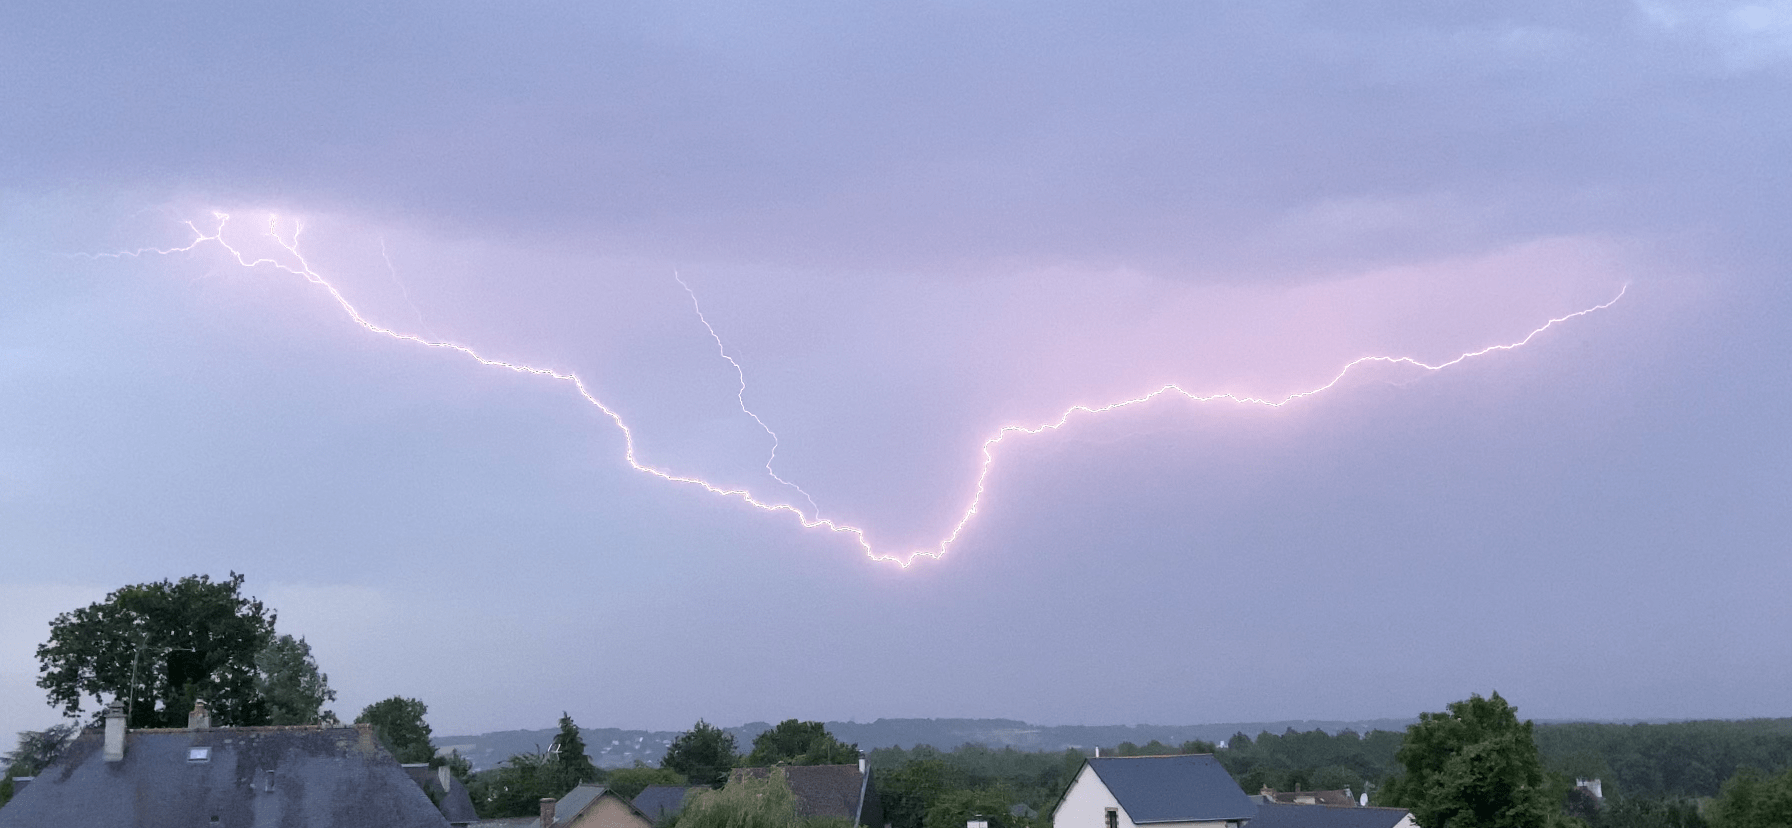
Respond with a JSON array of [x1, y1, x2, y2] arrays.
[[1053, 755, 1257, 828]]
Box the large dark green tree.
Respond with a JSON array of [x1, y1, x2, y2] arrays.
[[545, 712, 602, 792], [0, 724, 80, 806], [254, 634, 336, 725], [36, 572, 276, 727], [1709, 766, 1792, 828], [746, 719, 860, 767], [1381, 692, 1571, 828], [663, 719, 740, 786], [357, 696, 435, 763]]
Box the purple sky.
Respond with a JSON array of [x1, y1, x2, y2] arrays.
[[2, 2, 1789, 742]]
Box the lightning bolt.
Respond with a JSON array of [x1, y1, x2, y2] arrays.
[[86, 212, 1628, 568], [674, 272, 823, 521]]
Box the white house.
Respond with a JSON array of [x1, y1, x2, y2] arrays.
[[1052, 755, 1258, 828]]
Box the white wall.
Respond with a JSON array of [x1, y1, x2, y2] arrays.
[[1053, 764, 1234, 828]]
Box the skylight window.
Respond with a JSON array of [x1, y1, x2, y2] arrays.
[[188, 747, 211, 762]]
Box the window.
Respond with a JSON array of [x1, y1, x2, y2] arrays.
[[188, 747, 211, 762], [1105, 808, 1118, 828]]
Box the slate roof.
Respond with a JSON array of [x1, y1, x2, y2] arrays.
[[1247, 804, 1412, 828], [0, 723, 451, 828], [533, 783, 655, 828], [1085, 755, 1256, 823], [633, 785, 696, 822], [733, 765, 872, 824], [403, 762, 481, 824]]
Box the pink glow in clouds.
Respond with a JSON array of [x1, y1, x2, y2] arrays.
[[89, 212, 1629, 567]]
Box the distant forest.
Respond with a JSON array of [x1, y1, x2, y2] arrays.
[[864, 717, 1792, 818]]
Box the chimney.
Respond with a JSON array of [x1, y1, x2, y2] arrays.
[[104, 701, 127, 762], [188, 700, 212, 731], [540, 797, 556, 827], [858, 756, 867, 774], [438, 764, 452, 792]]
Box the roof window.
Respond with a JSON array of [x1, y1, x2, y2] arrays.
[[188, 747, 211, 762]]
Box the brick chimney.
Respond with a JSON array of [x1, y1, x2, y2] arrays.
[[540, 797, 556, 827], [103, 701, 126, 762], [188, 700, 211, 731]]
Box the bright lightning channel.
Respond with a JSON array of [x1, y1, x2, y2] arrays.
[[89, 213, 1628, 568]]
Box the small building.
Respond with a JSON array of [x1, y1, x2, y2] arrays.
[[529, 783, 657, 828], [633, 784, 698, 823], [1247, 804, 1416, 828], [1052, 754, 1257, 828], [0, 701, 450, 828]]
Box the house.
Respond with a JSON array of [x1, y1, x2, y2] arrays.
[[1247, 804, 1416, 828], [1051, 754, 1257, 828], [403, 761, 482, 825], [523, 783, 657, 828], [633, 784, 698, 823], [0, 701, 451, 827], [732, 761, 883, 827]]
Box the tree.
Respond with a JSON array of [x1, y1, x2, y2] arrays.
[[747, 719, 860, 767], [543, 712, 602, 792], [663, 719, 740, 787], [677, 768, 799, 828], [923, 787, 1023, 828], [36, 572, 276, 727], [1381, 691, 1572, 828], [607, 762, 689, 801], [254, 634, 336, 725], [357, 696, 435, 763], [1709, 766, 1792, 828], [0, 724, 80, 806], [471, 748, 558, 818]]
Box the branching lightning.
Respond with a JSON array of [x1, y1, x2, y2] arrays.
[[674, 272, 823, 521], [89, 212, 1628, 568]]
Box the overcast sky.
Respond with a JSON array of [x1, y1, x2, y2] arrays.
[[3, 1, 1789, 743]]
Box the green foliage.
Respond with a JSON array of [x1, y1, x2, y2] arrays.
[[1591, 796, 1708, 828], [541, 712, 602, 793], [663, 719, 740, 787], [923, 787, 1028, 828], [608, 762, 689, 801], [1537, 719, 1792, 800], [1, 724, 81, 806], [357, 696, 435, 764], [434, 749, 475, 787], [254, 634, 336, 725], [871, 744, 1084, 828], [36, 572, 276, 727], [1217, 727, 1403, 795], [676, 768, 800, 828], [1709, 766, 1792, 828], [748, 719, 861, 767], [1381, 691, 1573, 828], [470, 749, 558, 818]]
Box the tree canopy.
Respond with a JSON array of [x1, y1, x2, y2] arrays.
[[36, 572, 276, 727], [0, 724, 81, 806], [546, 712, 601, 791], [1709, 766, 1792, 828], [254, 634, 336, 725], [747, 719, 860, 767], [1381, 691, 1571, 828], [357, 696, 435, 764], [663, 719, 740, 787], [677, 768, 801, 828]]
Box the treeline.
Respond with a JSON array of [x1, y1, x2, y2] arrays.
[[1536, 719, 1792, 800]]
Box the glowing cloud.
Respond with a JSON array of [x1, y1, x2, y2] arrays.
[[84, 212, 1628, 568]]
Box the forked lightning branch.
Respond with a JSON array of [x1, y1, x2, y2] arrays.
[[83, 212, 1628, 568]]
